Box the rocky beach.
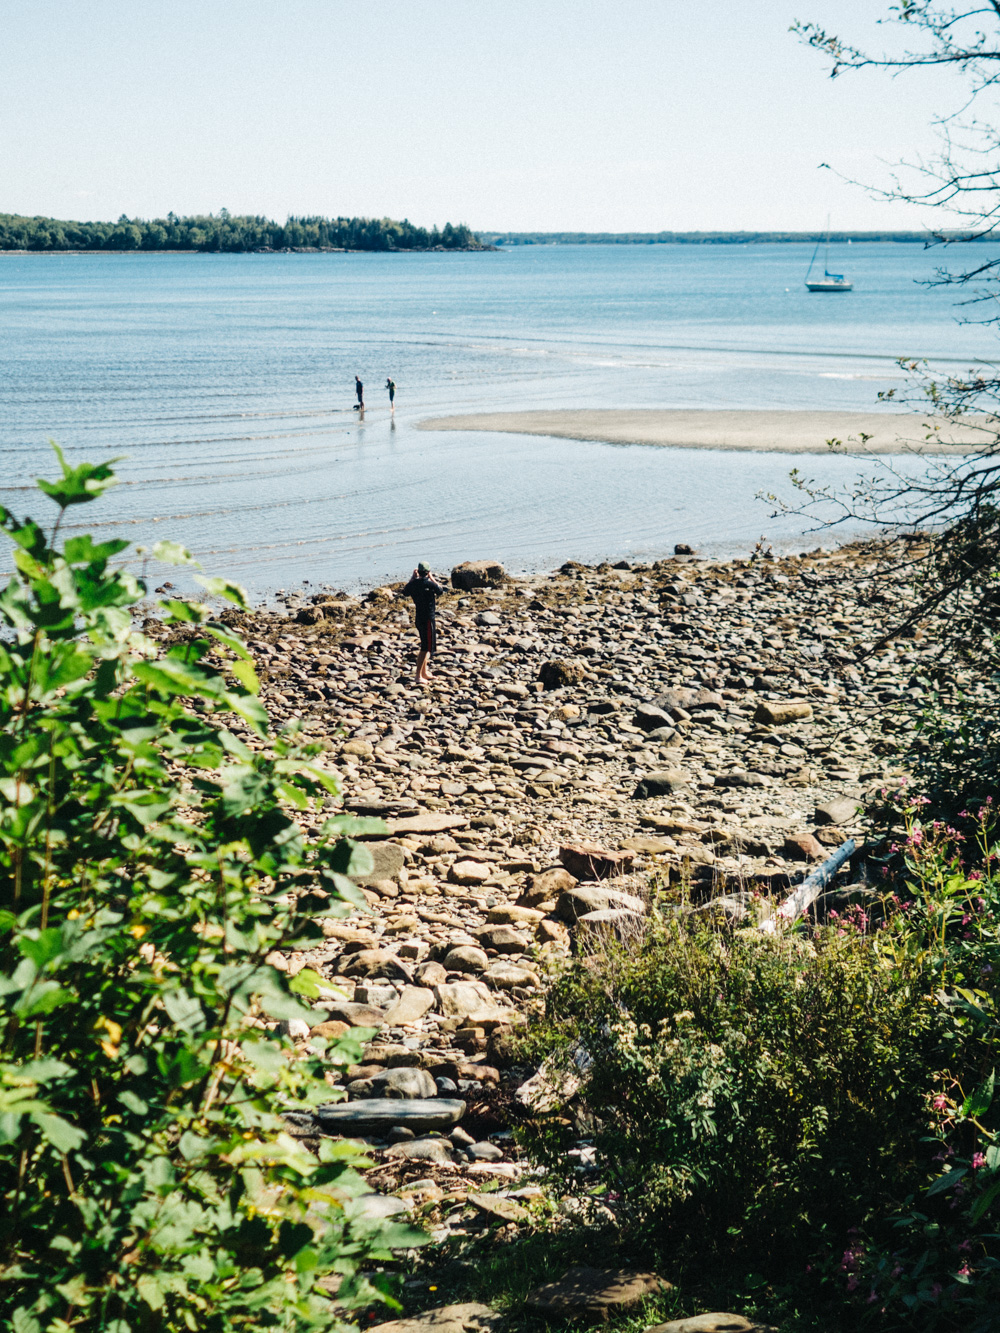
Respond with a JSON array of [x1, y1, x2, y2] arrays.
[[147, 530, 950, 1309]]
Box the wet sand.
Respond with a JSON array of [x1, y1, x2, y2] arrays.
[[417, 409, 987, 454]]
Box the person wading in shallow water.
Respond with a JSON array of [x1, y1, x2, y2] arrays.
[[386, 377, 395, 413], [354, 375, 364, 411], [402, 563, 445, 684]]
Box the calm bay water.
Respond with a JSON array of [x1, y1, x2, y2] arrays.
[[0, 243, 992, 595]]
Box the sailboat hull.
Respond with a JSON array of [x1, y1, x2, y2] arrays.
[[806, 280, 853, 292]]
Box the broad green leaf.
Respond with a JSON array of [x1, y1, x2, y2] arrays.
[[962, 1070, 995, 1120], [32, 1111, 86, 1153], [152, 539, 198, 567], [195, 575, 249, 608]]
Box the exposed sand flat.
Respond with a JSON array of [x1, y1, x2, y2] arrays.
[[417, 408, 988, 454]]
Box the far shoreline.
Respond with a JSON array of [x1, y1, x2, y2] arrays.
[[417, 408, 989, 455]]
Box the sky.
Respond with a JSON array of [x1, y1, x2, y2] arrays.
[[0, 0, 977, 233]]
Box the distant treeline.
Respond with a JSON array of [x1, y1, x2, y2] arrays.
[[0, 210, 483, 252], [485, 229, 985, 245]]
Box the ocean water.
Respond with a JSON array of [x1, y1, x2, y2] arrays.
[[0, 243, 993, 595]]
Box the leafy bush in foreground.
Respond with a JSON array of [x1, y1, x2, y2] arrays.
[[0, 449, 421, 1330], [520, 810, 1000, 1329]]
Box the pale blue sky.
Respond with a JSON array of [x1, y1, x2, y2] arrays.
[[0, 0, 969, 231]]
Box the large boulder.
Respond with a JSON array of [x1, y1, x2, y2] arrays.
[[451, 560, 506, 591]]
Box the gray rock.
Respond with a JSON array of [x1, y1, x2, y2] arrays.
[[434, 981, 499, 1021], [321, 1002, 387, 1028], [485, 962, 540, 990], [350, 1067, 437, 1099], [754, 700, 813, 726], [383, 986, 435, 1025], [814, 797, 858, 826], [444, 945, 489, 974], [474, 924, 527, 953], [633, 703, 674, 733], [317, 1098, 465, 1134], [466, 1141, 504, 1162], [467, 1193, 528, 1222], [576, 908, 647, 940], [385, 1136, 456, 1164], [350, 841, 406, 886], [632, 769, 690, 798], [556, 886, 646, 923]]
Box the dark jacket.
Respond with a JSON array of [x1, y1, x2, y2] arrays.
[[403, 573, 445, 622]]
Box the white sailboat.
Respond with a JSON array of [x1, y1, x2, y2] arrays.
[[805, 219, 853, 292]]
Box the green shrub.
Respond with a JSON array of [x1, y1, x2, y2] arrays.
[[519, 821, 1000, 1326], [0, 449, 422, 1331]]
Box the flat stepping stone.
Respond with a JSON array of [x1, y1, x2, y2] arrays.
[[526, 1267, 670, 1321], [646, 1318, 766, 1333], [316, 1097, 465, 1134], [372, 1302, 504, 1333], [467, 1192, 529, 1223]]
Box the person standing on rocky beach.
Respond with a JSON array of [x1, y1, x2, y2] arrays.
[[402, 562, 445, 684]]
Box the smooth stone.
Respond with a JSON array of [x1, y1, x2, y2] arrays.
[[814, 796, 858, 826], [383, 986, 436, 1025], [633, 703, 674, 732], [350, 1067, 437, 1099], [385, 1136, 456, 1164], [449, 859, 492, 886], [781, 833, 825, 861], [434, 981, 499, 1021], [645, 1318, 761, 1333], [444, 945, 489, 974], [316, 1098, 465, 1133], [632, 770, 690, 798], [474, 924, 527, 953], [517, 866, 577, 907], [371, 1302, 504, 1333], [754, 700, 814, 725], [526, 1267, 671, 1320], [321, 1002, 387, 1028], [350, 841, 406, 886], [466, 1141, 504, 1162], [485, 962, 540, 990], [556, 886, 645, 923], [467, 1192, 528, 1222]]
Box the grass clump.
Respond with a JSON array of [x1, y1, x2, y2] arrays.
[[516, 806, 1000, 1330]]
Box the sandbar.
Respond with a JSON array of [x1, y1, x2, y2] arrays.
[[417, 408, 987, 454]]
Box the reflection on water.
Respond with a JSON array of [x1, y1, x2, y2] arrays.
[[0, 245, 986, 593]]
